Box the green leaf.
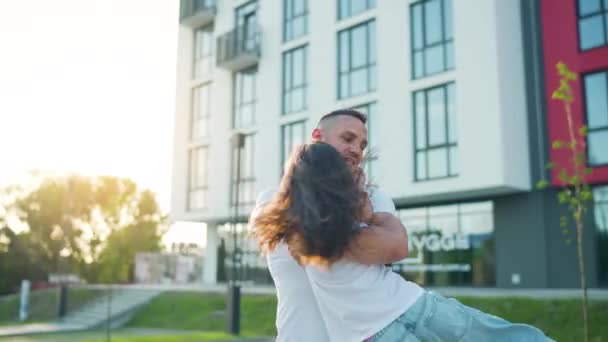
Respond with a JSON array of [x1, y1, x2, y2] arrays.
[[558, 190, 570, 204], [579, 126, 588, 137], [560, 216, 568, 227], [570, 175, 581, 185], [584, 168, 593, 175], [581, 191, 593, 202], [552, 141, 565, 149], [566, 238, 572, 245], [558, 169, 569, 182], [545, 162, 556, 170], [536, 179, 550, 189]]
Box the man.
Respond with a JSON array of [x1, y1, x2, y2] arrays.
[[252, 109, 409, 341]]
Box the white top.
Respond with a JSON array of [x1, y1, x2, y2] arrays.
[[253, 188, 423, 342], [253, 189, 330, 342], [305, 188, 425, 342]]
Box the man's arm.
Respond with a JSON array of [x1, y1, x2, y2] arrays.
[[345, 212, 408, 265]]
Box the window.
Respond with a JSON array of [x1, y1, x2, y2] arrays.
[[282, 46, 308, 114], [577, 0, 608, 50], [236, 1, 259, 52], [284, 0, 308, 41], [281, 120, 307, 173], [583, 70, 608, 166], [230, 134, 256, 212], [193, 26, 213, 78], [192, 83, 211, 139], [188, 146, 209, 210], [594, 186, 608, 286], [338, 0, 376, 20], [338, 20, 377, 99], [352, 102, 377, 179], [410, 0, 454, 79], [233, 68, 257, 128], [413, 82, 457, 181], [394, 201, 495, 286]]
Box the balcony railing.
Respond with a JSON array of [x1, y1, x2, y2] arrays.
[[180, 0, 216, 27], [216, 25, 261, 71]]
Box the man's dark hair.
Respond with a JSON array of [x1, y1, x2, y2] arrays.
[[318, 109, 367, 127]]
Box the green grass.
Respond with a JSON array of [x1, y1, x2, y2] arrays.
[[0, 288, 104, 325], [128, 291, 608, 341], [458, 297, 608, 342], [127, 292, 277, 337], [85, 332, 235, 342], [0, 328, 234, 342]]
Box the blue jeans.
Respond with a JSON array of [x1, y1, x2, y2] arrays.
[[371, 291, 554, 342]]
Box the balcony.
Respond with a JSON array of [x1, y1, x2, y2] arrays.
[[216, 25, 261, 71], [180, 0, 216, 28]]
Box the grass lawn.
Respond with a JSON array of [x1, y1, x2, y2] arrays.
[[0, 328, 235, 342], [128, 291, 608, 341], [0, 288, 104, 325]]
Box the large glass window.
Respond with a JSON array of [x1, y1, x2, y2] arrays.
[[577, 0, 608, 50], [281, 120, 307, 174], [410, 0, 454, 79], [413, 82, 457, 181], [338, 20, 377, 99], [193, 26, 213, 78], [192, 83, 211, 139], [394, 201, 495, 286], [594, 186, 608, 287], [230, 134, 256, 212], [233, 68, 257, 128], [282, 46, 308, 114], [338, 0, 376, 20], [584, 70, 608, 166], [352, 102, 377, 180], [188, 146, 209, 210], [284, 0, 308, 41]]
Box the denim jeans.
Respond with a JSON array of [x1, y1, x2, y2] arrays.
[[371, 291, 555, 342]]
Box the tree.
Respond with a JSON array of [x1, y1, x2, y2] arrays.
[[537, 62, 593, 342], [94, 190, 166, 283], [0, 175, 166, 291]]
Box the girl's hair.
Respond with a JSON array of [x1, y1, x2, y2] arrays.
[[252, 142, 364, 267]]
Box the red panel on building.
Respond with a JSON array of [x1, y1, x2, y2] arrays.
[[541, 0, 608, 184]]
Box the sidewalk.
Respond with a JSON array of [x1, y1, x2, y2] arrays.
[[0, 322, 84, 337]]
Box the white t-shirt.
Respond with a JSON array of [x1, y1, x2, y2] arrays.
[[253, 188, 422, 342], [253, 189, 330, 342], [305, 188, 424, 342]]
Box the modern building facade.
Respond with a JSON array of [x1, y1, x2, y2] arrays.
[[171, 0, 608, 288]]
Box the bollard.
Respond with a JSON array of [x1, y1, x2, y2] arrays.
[[226, 283, 241, 335], [57, 285, 68, 318]]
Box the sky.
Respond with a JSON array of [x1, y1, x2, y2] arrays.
[[0, 1, 205, 247]]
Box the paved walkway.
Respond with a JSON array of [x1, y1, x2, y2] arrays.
[[0, 322, 84, 337]]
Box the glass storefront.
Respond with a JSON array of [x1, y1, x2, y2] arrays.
[[594, 186, 608, 287], [217, 222, 273, 284], [394, 201, 495, 286]]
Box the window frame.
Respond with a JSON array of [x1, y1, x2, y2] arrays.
[[280, 120, 307, 176], [337, 20, 377, 99], [282, 45, 308, 114], [283, 0, 309, 42], [232, 67, 258, 129], [413, 82, 458, 181], [409, 0, 454, 80], [337, 0, 376, 20], [187, 146, 209, 211], [582, 69, 608, 167], [576, 0, 608, 51]]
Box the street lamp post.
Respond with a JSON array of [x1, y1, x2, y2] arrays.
[[227, 132, 244, 335]]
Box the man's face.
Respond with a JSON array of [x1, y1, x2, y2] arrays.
[[319, 116, 368, 170]]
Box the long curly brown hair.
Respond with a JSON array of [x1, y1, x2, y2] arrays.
[[252, 142, 365, 267]]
